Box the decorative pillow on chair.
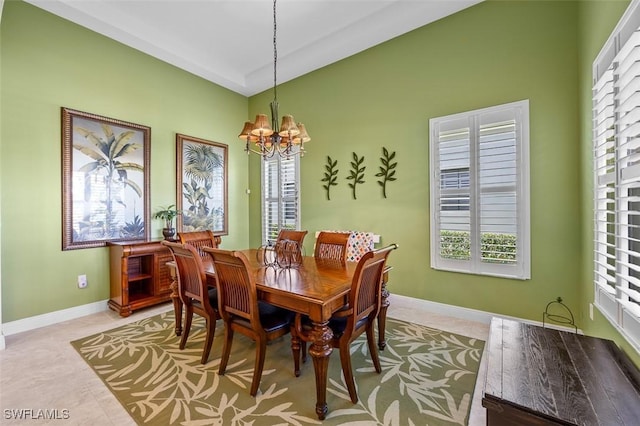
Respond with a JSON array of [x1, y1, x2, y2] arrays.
[[346, 231, 376, 262]]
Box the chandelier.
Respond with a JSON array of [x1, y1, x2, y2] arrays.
[[238, 0, 310, 159]]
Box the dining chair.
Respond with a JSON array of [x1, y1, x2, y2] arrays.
[[314, 231, 350, 263], [162, 241, 219, 364], [276, 229, 308, 246], [291, 243, 397, 403], [178, 230, 220, 263], [203, 247, 295, 397], [275, 229, 308, 267]]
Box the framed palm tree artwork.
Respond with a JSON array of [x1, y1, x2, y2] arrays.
[[176, 134, 228, 236], [61, 107, 150, 250]]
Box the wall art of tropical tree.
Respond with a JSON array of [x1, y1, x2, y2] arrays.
[[176, 134, 228, 235], [62, 108, 150, 250]]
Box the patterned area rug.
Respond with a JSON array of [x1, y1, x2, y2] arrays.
[[71, 312, 484, 425]]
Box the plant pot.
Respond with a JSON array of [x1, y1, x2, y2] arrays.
[[162, 227, 175, 240]]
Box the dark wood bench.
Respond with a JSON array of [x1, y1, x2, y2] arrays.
[[482, 318, 640, 425]]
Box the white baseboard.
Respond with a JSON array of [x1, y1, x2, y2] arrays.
[[0, 294, 581, 343], [1, 300, 109, 337], [390, 294, 583, 334]]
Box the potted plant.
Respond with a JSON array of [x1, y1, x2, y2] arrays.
[[153, 204, 181, 240]]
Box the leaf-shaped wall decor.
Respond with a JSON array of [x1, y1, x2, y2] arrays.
[[346, 152, 366, 200], [375, 147, 397, 198], [321, 156, 339, 200]]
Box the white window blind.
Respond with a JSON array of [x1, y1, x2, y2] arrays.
[[430, 100, 530, 279], [261, 154, 300, 244], [593, 0, 640, 352]]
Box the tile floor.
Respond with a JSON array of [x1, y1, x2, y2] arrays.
[[0, 299, 490, 425]]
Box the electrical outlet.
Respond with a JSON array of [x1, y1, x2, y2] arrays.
[[77, 274, 88, 289], [589, 303, 594, 321]]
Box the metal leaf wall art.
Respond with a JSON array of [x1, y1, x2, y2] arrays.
[[375, 147, 397, 198], [320, 148, 399, 200], [347, 152, 366, 200], [321, 156, 339, 200]]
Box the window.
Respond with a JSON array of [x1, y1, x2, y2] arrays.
[[429, 100, 530, 279], [593, 0, 640, 352], [261, 154, 300, 244]]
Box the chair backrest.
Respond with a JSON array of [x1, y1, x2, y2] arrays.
[[205, 248, 260, 328], [275, 229, 307, 266], [347, 244, 397, 328], [276, 229, 308, 246], [178, 230, 219, 261], [162, 241, 211, 310], [315, 230, 379, 262], [314, 231, 350, 263]]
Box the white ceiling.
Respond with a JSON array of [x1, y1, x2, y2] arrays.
[[25, 0, 483, 96]]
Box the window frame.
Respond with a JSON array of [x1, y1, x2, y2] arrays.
[[429, 100, 531, 280]]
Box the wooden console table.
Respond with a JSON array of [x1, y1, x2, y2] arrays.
[[483, 318, 640, 425], [107, 240, 173, 317]]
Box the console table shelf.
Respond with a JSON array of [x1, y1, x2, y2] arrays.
[[108, 240, 173, 317]]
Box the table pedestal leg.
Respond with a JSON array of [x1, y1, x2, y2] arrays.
[[309, 320, 333, 420]]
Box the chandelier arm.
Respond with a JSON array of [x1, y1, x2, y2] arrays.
[[245, 144, 277, 159]]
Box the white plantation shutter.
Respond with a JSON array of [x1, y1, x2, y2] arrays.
[[478, 110, 520, 269], [262, 154, 300, 244], [436, 120, 472, 261], [593, 66, 616, 299], [430, 100, 530, 279], [593, 0, 640, 352], [263, 158, 280, 243]]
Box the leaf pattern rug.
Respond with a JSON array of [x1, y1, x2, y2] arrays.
[[71, 311, 484, 425]]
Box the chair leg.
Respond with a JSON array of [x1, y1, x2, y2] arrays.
[[179, 307, 193, 350], [291, 330, 302, 377], [339, 341, 358, 403], [218, 325, 234, 375], [201, 316, 216, 364], [293, 313, 308, 364], [366, 325, 382, 373], [250, 339, 268, 397]]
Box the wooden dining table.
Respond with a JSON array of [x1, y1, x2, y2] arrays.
[[167, 249, 391, 420]]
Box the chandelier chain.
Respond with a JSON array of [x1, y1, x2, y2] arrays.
[[272, 0, 278, 102]]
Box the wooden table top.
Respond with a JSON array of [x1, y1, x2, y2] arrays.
[[197, 249, 356, 322], [242, 249, 354, 299]]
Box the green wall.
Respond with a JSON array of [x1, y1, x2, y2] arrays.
[[0, 1, 250, 322], [250, 0, 584, 321]]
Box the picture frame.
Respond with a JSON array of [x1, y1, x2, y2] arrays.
[[62, 107, 151, 250], [176, 134, 228, 235]]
